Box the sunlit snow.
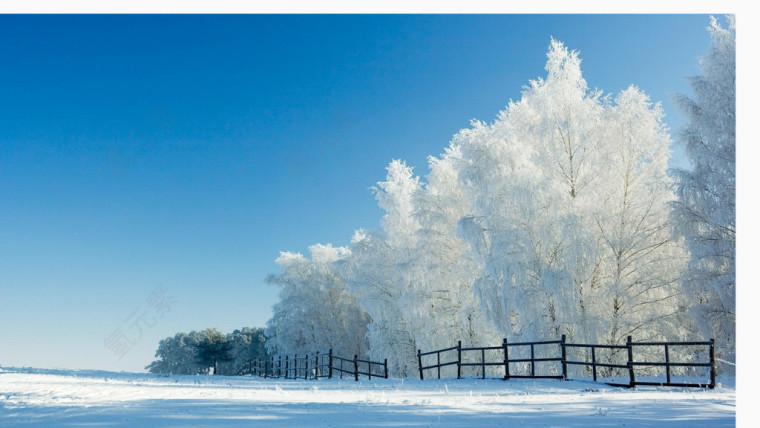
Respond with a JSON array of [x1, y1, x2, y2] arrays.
[[0, 367, 735, 427]]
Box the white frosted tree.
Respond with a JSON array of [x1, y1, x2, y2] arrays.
[[592, 87, 691, 346], [456, 40, 688, 350], [671, 16, 735, 368], [217, 327, 268, 375], [411, 149, 499, 351], [146, 330, 214, 375], [343, 158, 498, 377], [341, 160, 422, 377], [265, 244, 370, 358]]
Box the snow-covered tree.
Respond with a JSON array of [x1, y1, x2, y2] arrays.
[[146, 331, 209, 375], [671, 16, 736, 369], [411, 150, 499, 349], [343, 158, 499, 377], [217, 327, 268, 375], [594, 87, 691, 345], [456, 40, 688, 349], [341, 160, 423, 377], [265, 244, 370, 358]]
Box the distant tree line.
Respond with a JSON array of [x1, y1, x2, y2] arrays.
[[146, 327, 268, 375]]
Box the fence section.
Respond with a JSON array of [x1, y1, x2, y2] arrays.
[[417, 345, 459, 380], [237, 349, 388, 382], [418, 336, 716, 389], [629, 340, 716, 388], [563, 338, 632, 388]]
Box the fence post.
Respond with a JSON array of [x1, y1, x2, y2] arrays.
[[664, 344, 671, 385], [457, 341, 462, 379], [591, 346, 597, 382], [328, 349, 333, 379], [437, 351, 441, 379], [305, 354, 309, 380], [503, 338, 510, 380], [384, 358, 388, 379], [418, 349, 424, 380], [709, 338, 716, 389], [626, 336, 635, 388], [278, 356, 282, 378], [481, 348, 486, 380], [294, 354, 298, 380], [530, 343, 535, 377], [354, 355, 359, 381], [315, 351, 320, 380], [264, 358, 268, 379], [561, 335, 567, 380], [285, 355, 289, 379]]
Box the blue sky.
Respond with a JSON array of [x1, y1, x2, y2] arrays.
[[0, 14, 716, 372]]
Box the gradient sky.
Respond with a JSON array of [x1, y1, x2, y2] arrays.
[[0, 14, 717, 372]]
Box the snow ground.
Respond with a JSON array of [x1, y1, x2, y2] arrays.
[[0, 367, 735, 427]]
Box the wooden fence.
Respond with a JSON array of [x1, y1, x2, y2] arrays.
[[237, 349, 388, 381], [418, 336, 716, 389]]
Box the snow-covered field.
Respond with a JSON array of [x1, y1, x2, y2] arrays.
[[0, 367, 735, 427]]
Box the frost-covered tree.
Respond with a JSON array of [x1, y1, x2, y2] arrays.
[[217, 327, 268, 375], [411, 150, 499, 349], [341, 160, 423, 376], [456, 40, 688, 348], [594, 87, 691, 345], [146, 331, 209, 375], [671, 16, 736, 368], [343, 158, 498, 377], [265, 244, 370, 358]]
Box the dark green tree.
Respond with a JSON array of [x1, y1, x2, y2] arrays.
[[194, 328, 233, 375], [218, 327, 269, 375], [146, 331, 208, 375]]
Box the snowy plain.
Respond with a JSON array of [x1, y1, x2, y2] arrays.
[[0, 366, 735, 427]]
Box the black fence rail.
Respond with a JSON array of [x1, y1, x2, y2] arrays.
[[629, 340, 715, 388], [418, 338, 563, 381], [563, 339, 631, 387], [237, 349, 388, 381], [418, 336, 716, 389], [417, 345, 458, 380]]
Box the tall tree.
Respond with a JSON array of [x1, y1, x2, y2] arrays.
[[265, 244, 370, 358], [217, 327, 269, 375], [344, 158, 499, 377], [457, 40, 688, 349], [342, 160, 423, 377], [671, 16, 736, 369], [147, 328, 269, 376], [146, 330, 210, 375], [195, 328, 233, 375]]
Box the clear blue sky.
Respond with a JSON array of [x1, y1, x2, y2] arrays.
[[1, 14, 714, 372]]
